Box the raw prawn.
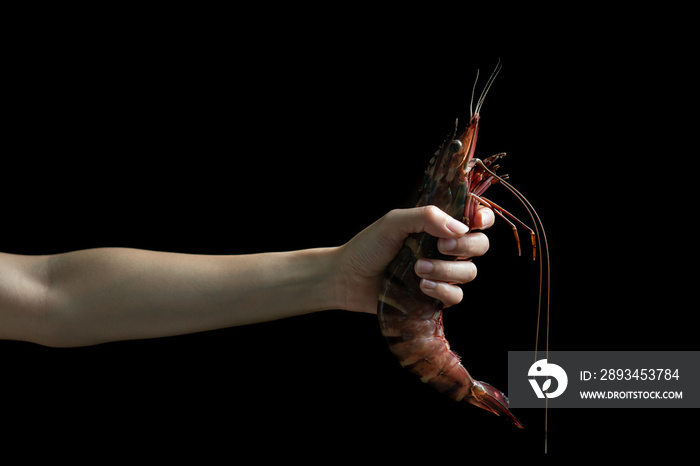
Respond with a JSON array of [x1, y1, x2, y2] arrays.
[[377, 64, 546, 429]]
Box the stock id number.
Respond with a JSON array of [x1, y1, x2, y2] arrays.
[[581, 368, 680, 381]]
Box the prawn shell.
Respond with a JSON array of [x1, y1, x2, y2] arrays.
[[378, 229, 475, 403]]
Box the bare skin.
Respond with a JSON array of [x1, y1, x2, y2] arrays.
[[0, 205, 494, 347]]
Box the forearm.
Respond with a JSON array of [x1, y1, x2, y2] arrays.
[[1, 207, 491, 347], [38, 247, 341, 347]]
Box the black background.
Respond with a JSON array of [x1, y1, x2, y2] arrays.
[[2, 6, 696, 461]]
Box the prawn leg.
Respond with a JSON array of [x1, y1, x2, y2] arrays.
[[470, 193, 537, 261]]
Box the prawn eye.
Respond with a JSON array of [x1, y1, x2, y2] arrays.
[[449, 140, 462, 153]]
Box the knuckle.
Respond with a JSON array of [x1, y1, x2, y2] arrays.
[[423, 205, 441, 215], [474, 232, 489, 255], [468, 262, 478, 281], [443, 285, 463, 308], [462, 232, 489, 257], [459, 261, 477, 282], [422, 205, 443, 222], [436, 260, 477, 284], [384, 208, 402, 222]]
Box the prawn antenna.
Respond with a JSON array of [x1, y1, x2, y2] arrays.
[[470, 69, 480, 119], [474, 58, 502, 116], [476, 158, 550, 455]]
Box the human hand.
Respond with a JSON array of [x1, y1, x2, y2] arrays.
[[334, 205, 495, 314]]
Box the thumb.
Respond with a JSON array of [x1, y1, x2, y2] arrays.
[[383, 206, 469, 243]]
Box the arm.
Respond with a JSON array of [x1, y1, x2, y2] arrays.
[[1, 247, 340, 347], [0, 206, 493, 347]]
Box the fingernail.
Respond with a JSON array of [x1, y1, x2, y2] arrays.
[[446, 218, 468, 235], [482, 208, 495, 227], [415, 259, 434, 274], [421, 279, 438, 290], [439, 238, 457, 252]]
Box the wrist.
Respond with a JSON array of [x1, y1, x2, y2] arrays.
[[284, 247, 344, 313], [325, 243, 378, 314]]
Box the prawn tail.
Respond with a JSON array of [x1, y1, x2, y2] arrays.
[[468, 380, 524, 429]]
